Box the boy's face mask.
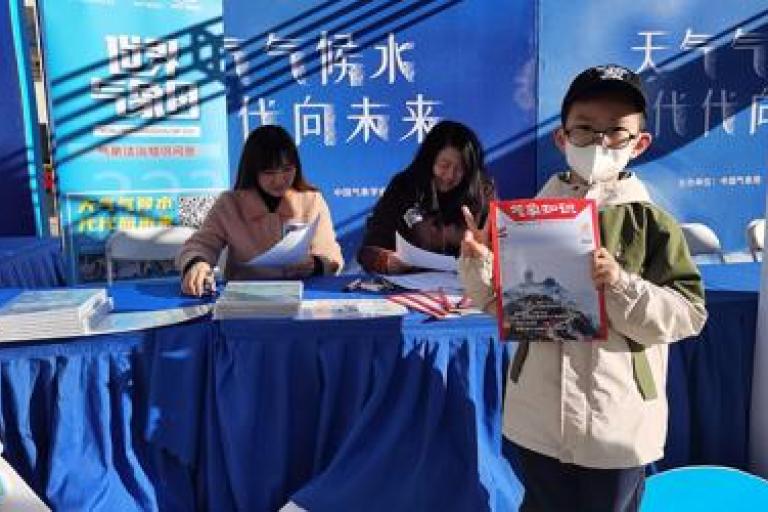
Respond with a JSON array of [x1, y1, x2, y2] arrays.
[[565, 141, 634, 184]]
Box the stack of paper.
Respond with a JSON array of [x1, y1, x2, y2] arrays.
[[380, 271, 464, 293], [213, 281, 303, 319], [0, 288, 111, 340]]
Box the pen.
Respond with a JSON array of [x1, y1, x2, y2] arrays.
[[343, 278, 362, 292], [203, 270, 217, 296]]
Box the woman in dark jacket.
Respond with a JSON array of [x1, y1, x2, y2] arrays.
[[357, 120, 494, 274]]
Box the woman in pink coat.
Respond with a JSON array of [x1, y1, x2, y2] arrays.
[[178, 125, 344, 296]]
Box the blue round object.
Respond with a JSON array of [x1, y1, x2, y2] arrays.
[[642, 466, 768, 511]]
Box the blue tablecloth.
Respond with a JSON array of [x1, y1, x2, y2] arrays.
[[0, 321, 211, 511], [0, 237, 65, 288], [699, 262, 761, 293], [659, 263, 760, 472], [0, 263, 760, 510], [0, 278, 522, 511]]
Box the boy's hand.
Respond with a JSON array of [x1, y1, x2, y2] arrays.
[[592, 248, 620, 287], [460, 205, 489, 258]]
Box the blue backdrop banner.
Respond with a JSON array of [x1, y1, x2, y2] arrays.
[[0, 0, 45, 236], [537, 0, 768, 261], [38, 0, 229, 283], [222, 0, 537, 268]]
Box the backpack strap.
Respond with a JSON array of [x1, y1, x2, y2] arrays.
[[626, 339, 658, 400], [509, 340, 530, 383]]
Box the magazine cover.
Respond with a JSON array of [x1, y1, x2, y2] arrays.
[[490, 198, 607, 342]]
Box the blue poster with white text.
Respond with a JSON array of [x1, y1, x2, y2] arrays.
[[538, 0, 768, 262], [222, 0, 537, 269], [39, 0, 229, 282]]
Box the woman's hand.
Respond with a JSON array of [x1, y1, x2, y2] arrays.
[[384, 253, 413, 274], [592, 247, 621, 287], [182, 261, 214, 297], [282, 256, 316, 279], [243, 257, 315, 280]]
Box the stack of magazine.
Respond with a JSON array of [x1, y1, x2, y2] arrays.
[[0, 288, 112, 340], [213, 281, 303, 319], [297, 298, 408, 320]]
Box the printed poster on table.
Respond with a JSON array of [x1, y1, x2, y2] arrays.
[[490, 198, 607, 342]]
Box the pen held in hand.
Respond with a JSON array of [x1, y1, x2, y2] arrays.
[[202, 271, 217, 296]]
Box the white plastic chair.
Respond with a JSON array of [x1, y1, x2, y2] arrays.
[[747, 218, 766, 262], [105, 226, 197, 285], [680, 222, 724, 265]]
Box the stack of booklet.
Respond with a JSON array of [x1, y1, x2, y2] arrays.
[[0, 288, 112, 340], [297, 298, 407, 320], [213, 281, 303, 319]]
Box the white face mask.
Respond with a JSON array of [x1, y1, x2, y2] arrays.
[[565, 142, 634, 184]]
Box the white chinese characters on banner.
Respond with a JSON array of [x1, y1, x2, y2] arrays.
[[631, 27, 768, 139], [226, 31, 442, 146], [91, 35, 200, 120]]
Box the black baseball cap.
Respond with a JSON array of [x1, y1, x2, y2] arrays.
[[560, 64, 646, 123]]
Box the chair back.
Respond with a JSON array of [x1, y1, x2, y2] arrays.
[[747, 218, 766, 262], [105, 226, 196, 284], [680, 223, 723, 264]]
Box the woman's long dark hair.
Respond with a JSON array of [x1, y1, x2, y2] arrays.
[[406, 120, 491, 224], [234, 125, 316, 191]]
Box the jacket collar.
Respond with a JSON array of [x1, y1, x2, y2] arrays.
[[551, 170, 652, 207], [235, 188, 300, 220]]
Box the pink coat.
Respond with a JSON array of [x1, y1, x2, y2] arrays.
[[177, 188, 344, 280]]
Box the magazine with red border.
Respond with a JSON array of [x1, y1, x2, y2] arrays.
[[490, 198, 607, 342]]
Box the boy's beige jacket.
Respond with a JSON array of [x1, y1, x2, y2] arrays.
[[459, 172, 707, 468], [177, 188, 343, 279]]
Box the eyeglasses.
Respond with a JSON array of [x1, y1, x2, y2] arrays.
[[564, 125, 638, 149]]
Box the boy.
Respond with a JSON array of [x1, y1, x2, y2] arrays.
[[459, 65, 707, 511]]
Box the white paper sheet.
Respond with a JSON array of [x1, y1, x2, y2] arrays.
[[380, 271, 464, 293], [0, 457, 51, 511], [395, 232, 458, 272], [246, 218, 318, 267]]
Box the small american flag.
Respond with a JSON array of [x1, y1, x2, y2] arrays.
[[387, 290, 472, 319]]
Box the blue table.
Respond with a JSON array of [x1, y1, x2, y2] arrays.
[[0, 280, 211, 511], [0, 262, 758, 511], [0, 237, 65, 288], [659, 263, 761, 472], [0, 278, 522, 511]]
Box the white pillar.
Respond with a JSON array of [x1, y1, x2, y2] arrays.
[[750, 198, 768, 476]]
